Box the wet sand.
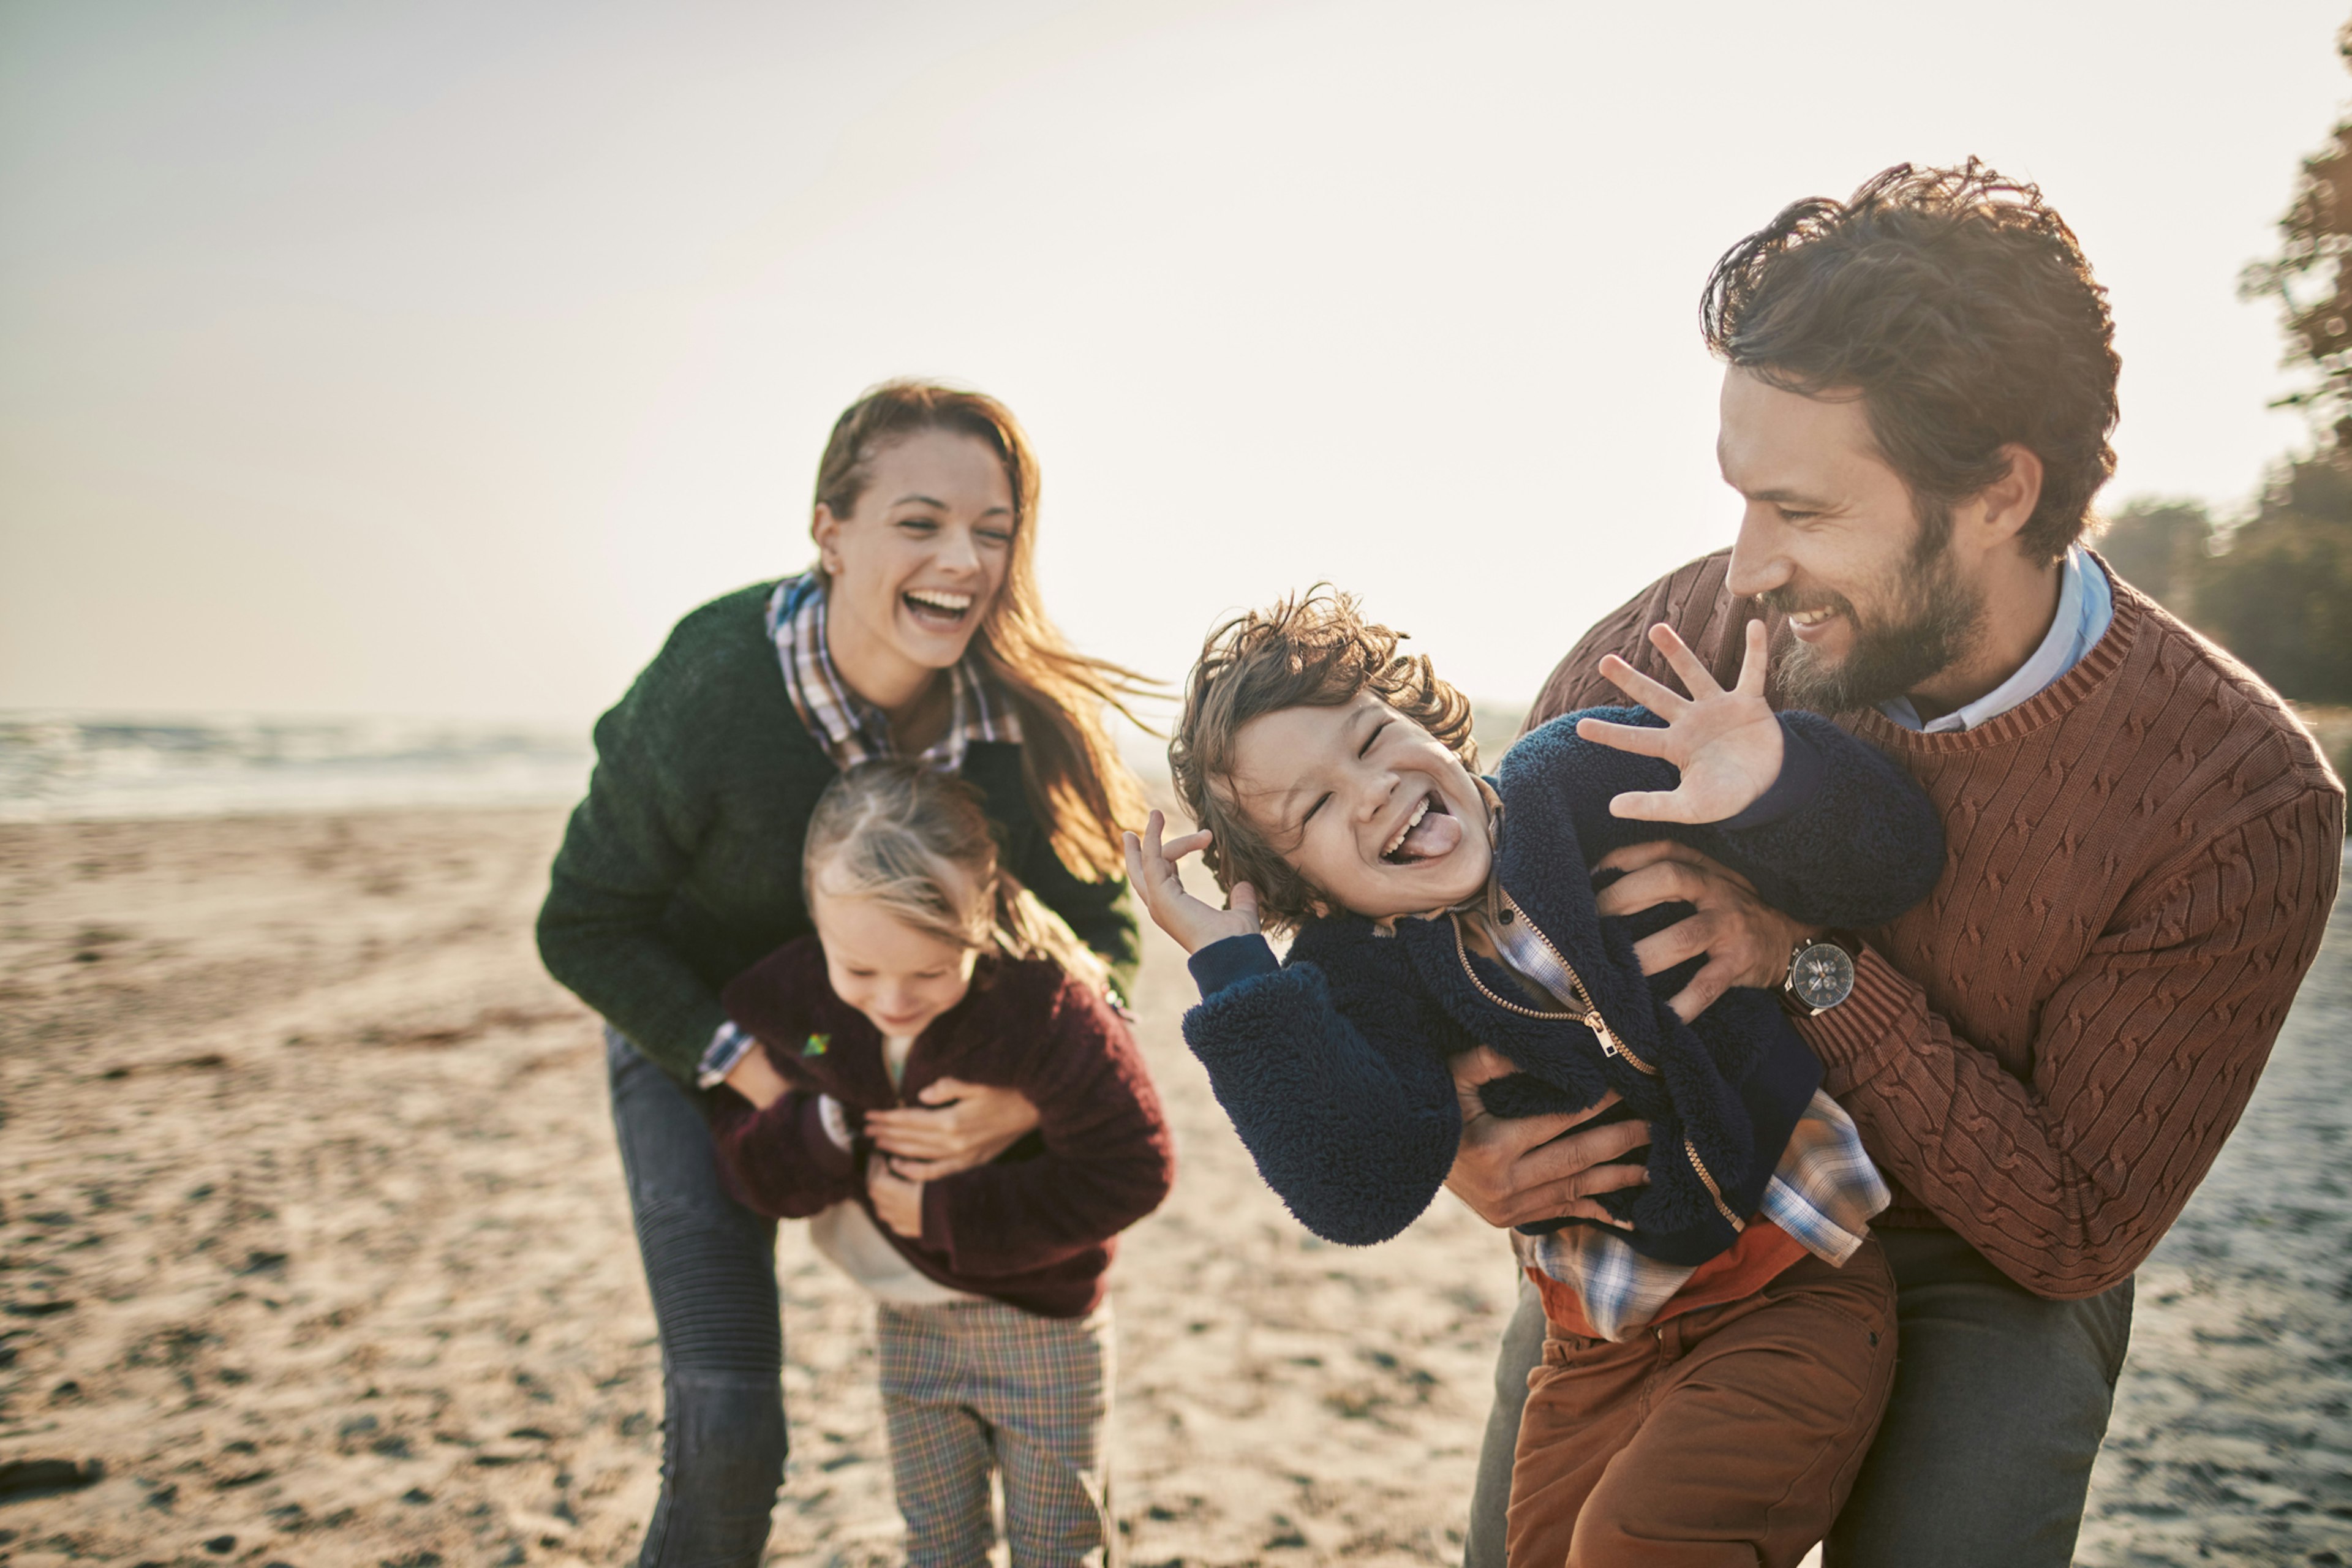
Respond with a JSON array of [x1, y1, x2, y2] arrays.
[[0, 807, 2344, 1566]]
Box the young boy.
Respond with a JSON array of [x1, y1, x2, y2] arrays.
[[1123, 589, 1946, 1566]]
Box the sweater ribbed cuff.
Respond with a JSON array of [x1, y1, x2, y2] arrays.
[[1188, 933, 1281, 997], [1719, 720, 1828, 831], [1792, 944, 1918, 1083]]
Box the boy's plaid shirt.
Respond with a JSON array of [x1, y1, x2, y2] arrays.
[[1479, 905, 1890, 1341], [696, 574, 1022, 1088]]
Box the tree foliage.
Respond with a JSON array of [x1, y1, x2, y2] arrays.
[[2241, 20, 2352, 444], [2128, 14, 2352, 709], [2094, 500, 2210, 614], [2102, 468, 2352, 705], [2197, 465, 2352, 704]]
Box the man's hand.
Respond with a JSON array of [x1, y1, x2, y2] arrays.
[[866, 1079, 1039, 1177], [1575, 619, 1784, 824], [1592, 840, 1817, 1021], [867, 1155, 925, 1239], [1444, 1046, 1651, 1229], [1123, 809, 1262, 954]]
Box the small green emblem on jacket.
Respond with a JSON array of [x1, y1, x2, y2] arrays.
[[802, 1033, 829, 1057]]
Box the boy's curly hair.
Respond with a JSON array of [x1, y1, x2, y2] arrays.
[[1168, 587, 1477, 930]]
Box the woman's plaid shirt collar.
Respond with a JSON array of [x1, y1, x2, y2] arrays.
[[768, 573, 1022, 772]]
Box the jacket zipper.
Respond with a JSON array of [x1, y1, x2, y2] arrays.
[[1450, 900, 1657, 1077], [1449, 898, 1745, 1235]]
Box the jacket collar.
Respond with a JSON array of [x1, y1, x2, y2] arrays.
[[720, 937, 1003, 1108]]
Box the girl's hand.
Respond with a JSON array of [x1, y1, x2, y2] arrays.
[[865, 1079, 1038, 1177], [867, 1155, 925, 1239], [722, 1046, 791, 1110], [1122, 809, 1262, 954], [1574, 620, 1784, 824]]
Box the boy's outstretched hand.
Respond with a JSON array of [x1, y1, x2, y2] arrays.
[[1123, 809, 1262, 954], [1575, 619, 1784, 824]]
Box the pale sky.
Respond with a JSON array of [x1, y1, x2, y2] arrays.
[[3, 1, 2345, 725]]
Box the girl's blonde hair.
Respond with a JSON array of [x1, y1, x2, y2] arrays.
[[804, 759, 1110, 992], [812, 378, 1153, 883]]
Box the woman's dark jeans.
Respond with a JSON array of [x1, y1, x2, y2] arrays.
[[607, 1027, 786, 1568]]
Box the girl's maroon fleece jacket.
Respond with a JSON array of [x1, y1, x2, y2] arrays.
[[709, 939, 1175, 1319]]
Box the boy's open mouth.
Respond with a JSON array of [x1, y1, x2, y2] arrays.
[[1381, 791, 1461, 864], [902, 587, 975, 630]]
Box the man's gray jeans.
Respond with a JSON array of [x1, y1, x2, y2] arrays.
[[1463, 1227, 2134, 1567]]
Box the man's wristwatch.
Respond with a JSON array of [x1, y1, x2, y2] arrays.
[[1784, 933, 1860, 1016]]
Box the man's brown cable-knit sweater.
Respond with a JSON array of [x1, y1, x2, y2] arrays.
[[1528, 551, 2344, 1300]]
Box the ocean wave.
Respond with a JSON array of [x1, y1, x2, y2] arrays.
[[0, 712, 595, 822]]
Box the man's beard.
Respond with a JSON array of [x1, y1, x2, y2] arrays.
[[1758, 510, 1985, 714]]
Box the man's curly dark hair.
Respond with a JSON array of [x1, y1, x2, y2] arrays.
[[1703, 159, 2119, 562], [1169, 587, 1477, 930]]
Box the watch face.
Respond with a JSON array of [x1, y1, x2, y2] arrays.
[[1791, 942, 1856, 1011]]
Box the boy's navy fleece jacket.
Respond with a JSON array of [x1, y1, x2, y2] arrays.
[[711, 940, 1175, 1319], [1182, 708, 1943, 1264]]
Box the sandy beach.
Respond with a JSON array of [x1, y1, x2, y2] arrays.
[[1, 805, 2346, 1567]]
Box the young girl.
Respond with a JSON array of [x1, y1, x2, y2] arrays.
[[709, 759, 1174, 1567]]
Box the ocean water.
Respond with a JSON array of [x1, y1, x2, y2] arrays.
[[0, 712, 595, 823]]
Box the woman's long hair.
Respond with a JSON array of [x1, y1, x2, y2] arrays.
[[804, 760, 1109, 991], [812, 379, 1151, 882]]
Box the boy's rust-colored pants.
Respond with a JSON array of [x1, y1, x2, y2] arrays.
[[1506, 1242, 1898, 1568]]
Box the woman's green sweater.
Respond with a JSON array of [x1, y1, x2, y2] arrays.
[[537, 581, 1140, 1084]]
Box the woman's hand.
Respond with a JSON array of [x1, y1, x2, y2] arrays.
[[865, 1079, 1039, 1177], [1123, 809, 1261, 955], [723, 1047, 791, 1110], [1444, 1046, 1649, 1228], [867, 1155, 926, 1239], [1575, 620, 1784, 824]]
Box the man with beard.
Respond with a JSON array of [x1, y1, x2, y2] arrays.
[[1453, 161, 2344, 1567]]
